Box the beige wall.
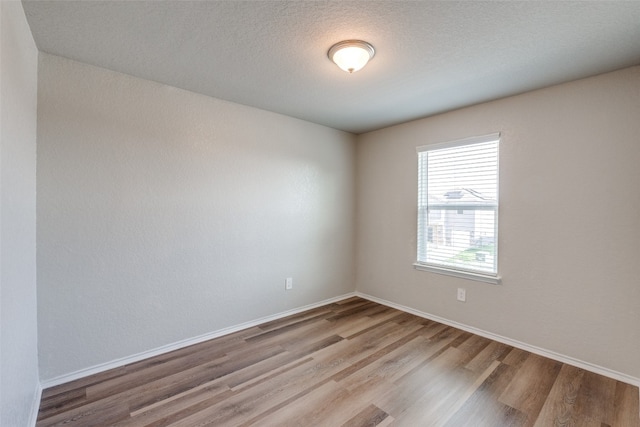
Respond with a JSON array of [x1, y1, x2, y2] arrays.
[[355, 66, 640, 380], [37, 54, 356, 380], [0, 1, 40, 425], [31, 45, 640, 386]]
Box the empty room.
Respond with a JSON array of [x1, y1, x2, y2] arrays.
[[2, 1, 640, 426]]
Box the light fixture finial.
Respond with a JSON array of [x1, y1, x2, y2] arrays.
[[328, 40, 375, 73]]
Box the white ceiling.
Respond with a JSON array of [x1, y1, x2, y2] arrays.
[[22, 1, 640, 134]]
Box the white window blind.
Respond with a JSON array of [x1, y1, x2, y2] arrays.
[[416, 133, 500, 278]]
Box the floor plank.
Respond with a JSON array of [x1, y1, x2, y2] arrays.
[[36, 298, 640, 426]]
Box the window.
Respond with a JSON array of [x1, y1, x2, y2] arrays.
[[415, 133, 500, 283]]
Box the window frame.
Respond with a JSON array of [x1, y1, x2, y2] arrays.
[[414, 133, 501, 285]]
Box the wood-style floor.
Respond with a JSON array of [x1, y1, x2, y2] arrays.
[[37, 297, 639, 426]]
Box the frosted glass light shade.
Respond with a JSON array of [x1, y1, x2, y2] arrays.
[[328, 40, 375, 73]]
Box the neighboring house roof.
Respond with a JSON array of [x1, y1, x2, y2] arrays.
[[428, 188, 497, 209]]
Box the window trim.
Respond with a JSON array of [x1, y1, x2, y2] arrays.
[[416, 132, 500, 154], [413, 262, 501, 285], [415, 132, 501, 285]]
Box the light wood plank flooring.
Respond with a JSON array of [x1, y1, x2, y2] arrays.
[[37, 297, 640, 426]]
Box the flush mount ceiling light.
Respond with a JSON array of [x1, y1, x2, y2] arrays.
[[328, 40, 375, 73]]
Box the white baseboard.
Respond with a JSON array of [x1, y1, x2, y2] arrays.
[[356, 291, 640, 388], [29, 382, 43, 427], [37, 288, 640, 404], [40, 292, 356, 389]]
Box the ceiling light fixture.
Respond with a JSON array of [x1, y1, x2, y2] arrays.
[[328, 40, 375, 73]]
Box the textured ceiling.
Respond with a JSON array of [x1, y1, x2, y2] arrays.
[[22, 1, 640, 134]]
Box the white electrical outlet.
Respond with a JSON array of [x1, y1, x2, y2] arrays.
[[457, 288, 466, 302], [285, 277, 293, 290]]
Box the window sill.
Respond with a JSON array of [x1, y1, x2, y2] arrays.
[[413, 263, 501, 285]]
